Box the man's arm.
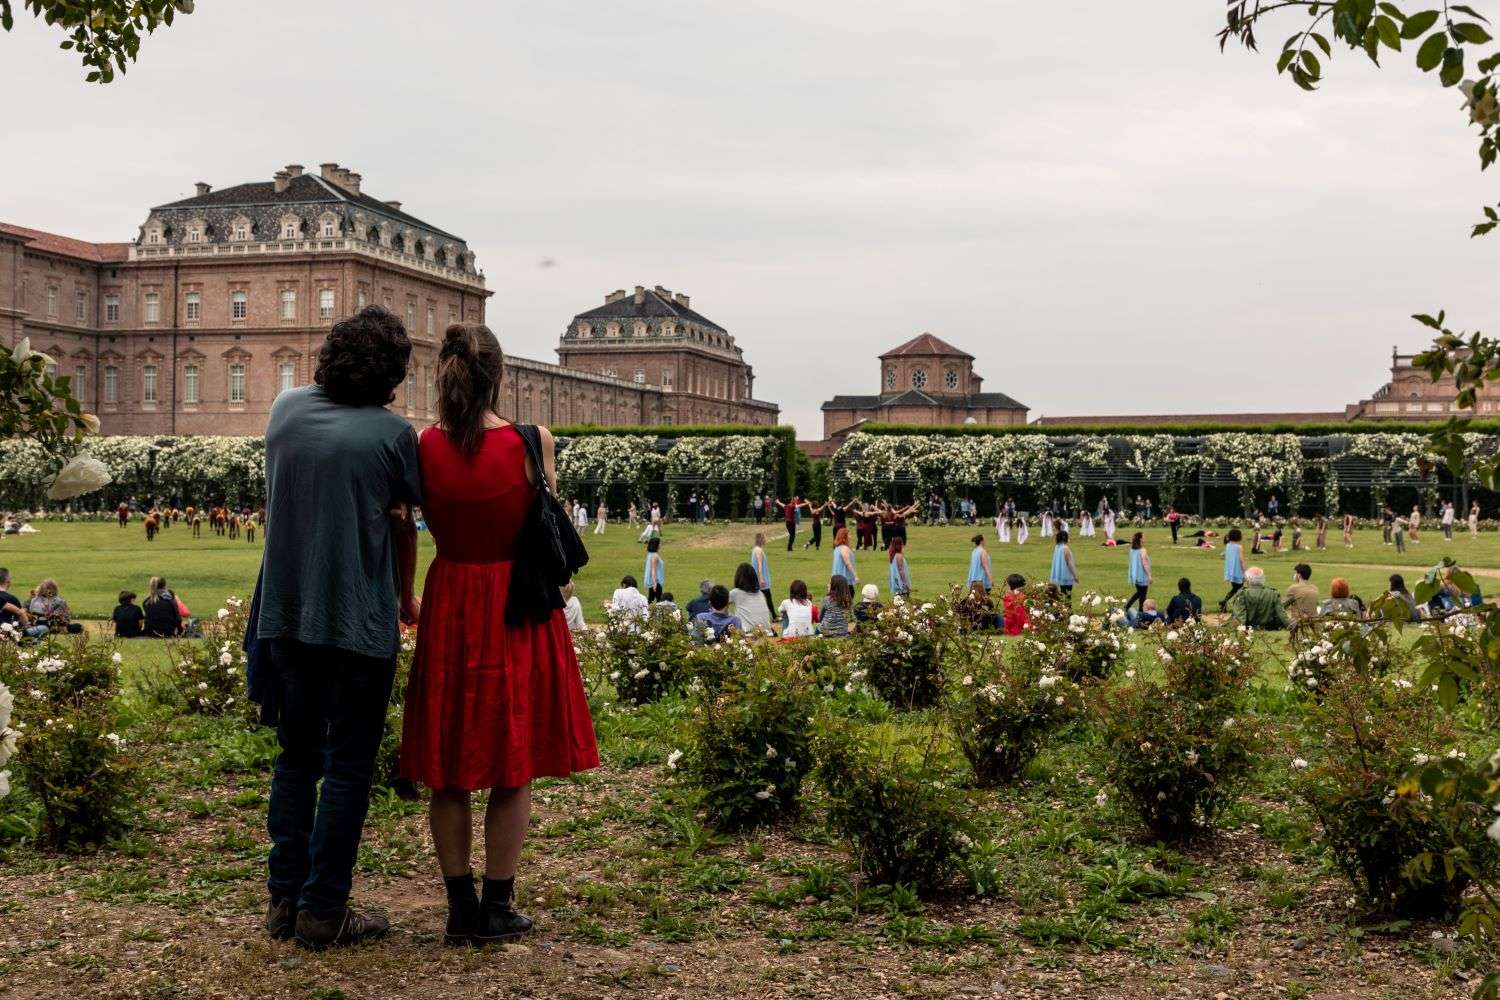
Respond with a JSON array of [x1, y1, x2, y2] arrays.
[[393, 506, 420, 625], [2, 601, 29, 624]]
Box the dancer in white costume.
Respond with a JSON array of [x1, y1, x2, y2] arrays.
[[1016, 515, 1030, 545], [1040, 511, 1054, 538], [1103, 510, 1117, 542], [595, 502, 608, 535], [627, 502, 639, 526], [1080, 511, 1095, 537], [997, 514, 1011, 544], [575, 503, 589, 531]]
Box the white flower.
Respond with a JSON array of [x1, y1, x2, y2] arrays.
[[1038, 674, 1058, 690], [111, 651, 123, 665], [1095, 790, 1108, 807], [104, 733, 125, 750], [961, 675, 973, 687], [1490, 815, 1500, 846], [217, 608, 230, 620], [1165, 631, 1178, 641], [666, 749, 683, 770], [198, 682, 209, 691], [218, 652, 233, 667], [1291, 758, 1308, 770], [1185, 750, 1199, 765], [47, 455, 113, 500], [36, 657, 65, 674], [0, 770, 9, 800], [633, 669, 649, 680], [764, 744, 778, 759]]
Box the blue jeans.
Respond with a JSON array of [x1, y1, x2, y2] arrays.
[[265, 639, 396, 916]]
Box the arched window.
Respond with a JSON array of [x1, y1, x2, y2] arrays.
[[911, 368, 927, 389]]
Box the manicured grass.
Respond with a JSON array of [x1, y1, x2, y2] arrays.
[[4, 519, 1495, 623]]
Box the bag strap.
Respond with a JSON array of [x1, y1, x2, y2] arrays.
[[513, 423, 553, 496]]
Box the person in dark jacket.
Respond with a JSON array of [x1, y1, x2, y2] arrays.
[[1165, 577, 1202, 623], [113, 590, 145, 638], [143, 576, 182, 637]]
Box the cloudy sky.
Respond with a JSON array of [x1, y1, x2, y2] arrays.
[[3, 1, 1495, 432]]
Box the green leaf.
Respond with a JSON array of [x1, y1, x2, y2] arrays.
[[1377, 2, 1405, 19], [1441, 46, 1465, 86], [1277, 48, 1298, 73], [1301, 49, 1323, 76], [1416, 30, 1447, 69], [1376, 15, 1402, 48], [1401, 9, 1441, 37], [1452, 22, 1492, 44], [1312, 31, 1333, 56], [1450, 4, 1489, 23], [1479, 52, 1500, 72]]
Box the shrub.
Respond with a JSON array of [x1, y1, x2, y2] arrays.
[[816, 723, 972, 894], [595, 607, 697, 705], [849, 597, 947, 709], [676, 650, 817, 830], [0, 634, 136, 850], [945, 630, 1083, 786], [1018, 588, 1126, 682], [1093, 624, 1259, 841], [0, 679, 13, 802], [171, 595, 252, 718], [1294, 663, 1499, 916], [1286, 619, 1409, 695]]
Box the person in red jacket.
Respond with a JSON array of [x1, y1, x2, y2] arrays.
[[1001, 573, 1030, 636]]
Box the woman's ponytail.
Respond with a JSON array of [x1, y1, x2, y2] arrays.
[[437, 323, 504, 455]]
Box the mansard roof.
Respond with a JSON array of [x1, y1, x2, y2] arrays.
[[879, 332, 973, 360], [155, 174, 464, 243], [574, 288, 727, 333]]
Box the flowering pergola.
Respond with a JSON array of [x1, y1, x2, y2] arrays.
[[828, 431, 1500, 516]]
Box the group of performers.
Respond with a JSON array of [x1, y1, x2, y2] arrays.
[[121, 501, 264, 542]]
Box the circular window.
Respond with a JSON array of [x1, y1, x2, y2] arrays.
[[912, 368, 927, 389], [885, 368, 896, 389], [945, 368, 959, 390]]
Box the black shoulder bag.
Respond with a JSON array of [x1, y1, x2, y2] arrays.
[[506, 424, 590, 625]]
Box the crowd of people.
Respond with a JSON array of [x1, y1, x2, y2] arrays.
[[0, 566, 200, 640], [115, 501, 266, 542]]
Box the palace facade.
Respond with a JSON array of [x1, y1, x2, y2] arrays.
[[818, 332, 1028, 444], [0, 162, 777, 436]]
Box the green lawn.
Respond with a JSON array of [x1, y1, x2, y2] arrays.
[[2, 518, 1491, 625]]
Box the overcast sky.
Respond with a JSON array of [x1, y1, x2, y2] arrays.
[[3, 1, 1495, 432]]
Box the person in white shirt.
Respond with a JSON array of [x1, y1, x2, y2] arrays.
[[609, 575, 649, 619], [730, 563, 774, 634], [1442, 501, 1456, 541], [561, 581, 586, 633], [574, 502, 589, 531], [777, 579, 817, 637], [594, 502, 608, 536]]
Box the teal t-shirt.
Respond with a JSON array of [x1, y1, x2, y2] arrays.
[[255, 385, 422, 660]]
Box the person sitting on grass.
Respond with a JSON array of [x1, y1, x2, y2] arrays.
[[685, 579, 714, 619], [651, 591, 681, 623], [1165, 577, 1202, 624], [729, 564, 774, 635], [1382, 573, 1420, 622], [1283, 563, 1319, 622], [778, 579, 818, 638], [113, 590, 145, 639], [609, 575, 649, 620], [693, 585, 741, 644], [28, 578, 83, 634], [561, 582, 585, 634], [1001, 573, 1030, 635], [854, 583, 884, 626], [819, 576, 854, 638], [143, 575, 183, 638], [0, 567, 46, 639], [961, 580, 998, 631], [1128, 598, 1167, 629], [1229, 566, 1290, 630], [1318, 577, 1365, 619]]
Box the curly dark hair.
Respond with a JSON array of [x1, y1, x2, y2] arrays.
[[314, 306, 411, 406]]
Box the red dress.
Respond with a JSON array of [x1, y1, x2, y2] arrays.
[[400, 425, 599, 791]]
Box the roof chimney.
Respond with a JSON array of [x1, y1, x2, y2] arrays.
[[384, 200, 402, 212], [654, 285, 671, 298], [673, 292, 690, 308], [605, 289, 626, 304], [345, 172, 361, 195], [273, 170, 291, 194], [285, 164, 304, 177], [194, 181, 212, 196], [320, 162, 340, 182], [633, 285, 645, 305]]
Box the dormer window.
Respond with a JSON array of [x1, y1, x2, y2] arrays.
[[632, 321, 647, 338], [322, 218, 336, 237], [400, 231, 416, 255], [576, 322, 591, 338], [378, 223, 392, 247], [233, 222, 249, 241], [144, 223, 163, 245], [280, 215, 301, 239], [186, 225, 202, 244], [605, 323, 620, 338]]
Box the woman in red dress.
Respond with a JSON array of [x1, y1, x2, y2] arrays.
[[400, 323, 599, 947]]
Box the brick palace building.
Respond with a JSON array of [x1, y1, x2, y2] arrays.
[[0, 162, 777, 436], [809, 333, 1027, 454]]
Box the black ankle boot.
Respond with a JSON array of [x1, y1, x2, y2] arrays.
[[443, 872, 480, 946], [474, 877, 534, 945]]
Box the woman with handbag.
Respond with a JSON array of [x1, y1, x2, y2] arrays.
[[400, 324, 599, 948]]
